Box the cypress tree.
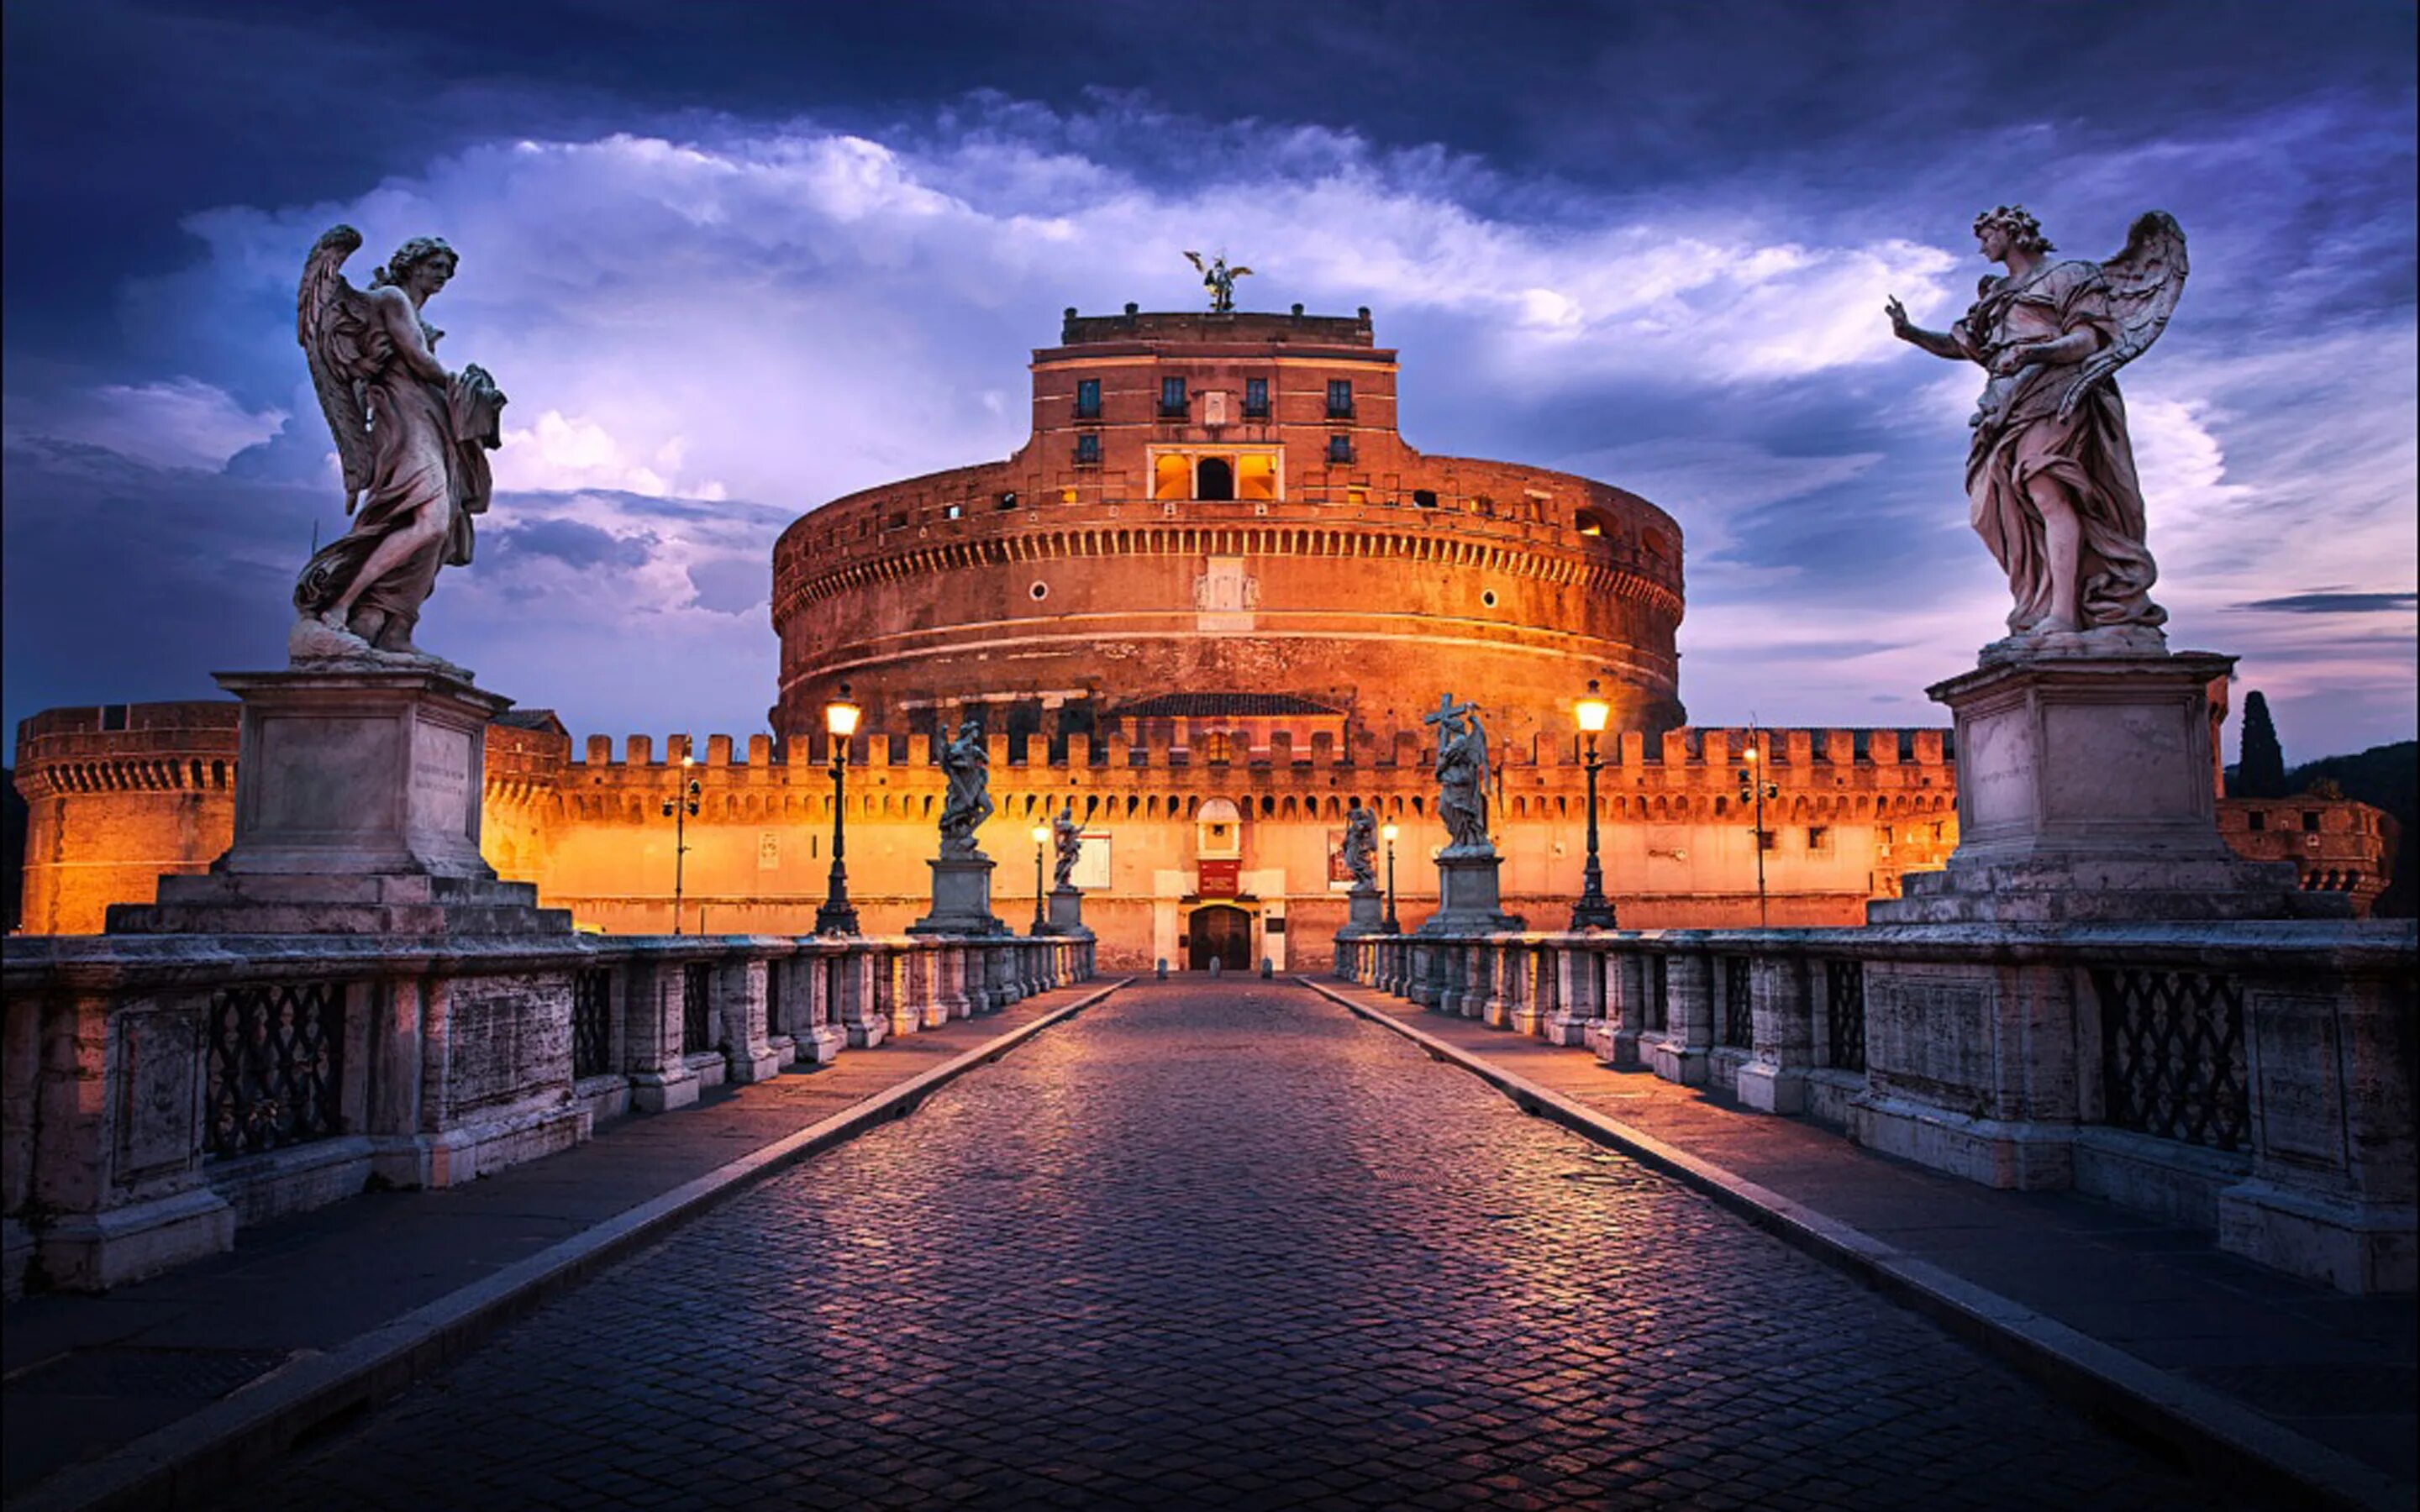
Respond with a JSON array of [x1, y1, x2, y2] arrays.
[[2238, 690, 2287, 797]]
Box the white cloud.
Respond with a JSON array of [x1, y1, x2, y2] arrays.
[[11, 377, 286, 470]]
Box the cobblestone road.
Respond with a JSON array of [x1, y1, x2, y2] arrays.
[[224, 981, 2256, 1510]]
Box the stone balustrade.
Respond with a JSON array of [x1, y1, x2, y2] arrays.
[[1335, 922, 2417, 1295], [1, 931, 1092, 1297]]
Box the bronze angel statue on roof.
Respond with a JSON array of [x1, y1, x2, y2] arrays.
[[1886, 207, 2188, 652], [1184, 250, 1252, 313], [289, 225, 508, 670]]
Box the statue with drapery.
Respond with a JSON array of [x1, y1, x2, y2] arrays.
[[1426, 694, 1492, 852], [939, 721, 995, 858], [291, 225, 508, 671], [1051, 804, 1084, 890], [1886, 207, 2188, 651]]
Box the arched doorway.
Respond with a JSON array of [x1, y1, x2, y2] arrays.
[[1186, 905, 1251, 971], [1195, 457, 1234, 501]]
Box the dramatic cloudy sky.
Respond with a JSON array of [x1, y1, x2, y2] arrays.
[[5, 1, 2414, 762]]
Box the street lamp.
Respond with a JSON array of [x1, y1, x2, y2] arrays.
[[1570, 679, 1618, 930], [1737, 728, 1779, 929], [1029, 824, 1051, 932], [815, 685, 863, 936], [1381, 821, 1402, 934], [660, 754, 699, 935]]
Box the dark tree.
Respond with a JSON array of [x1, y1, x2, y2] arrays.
[[2237, 690, 2287, 798]]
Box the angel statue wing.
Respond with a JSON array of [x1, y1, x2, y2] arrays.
[[1227, 265, 1254, 280], [297, 224, 383, 512], [2060, 210, 2189, 418], [1184, 250, 1207, 273]]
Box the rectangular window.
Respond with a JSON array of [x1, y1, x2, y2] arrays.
[[943, 502, 964, 519], [1326, 379, 1354, 417], [2247, 809, 2266, 832], [1327, 433, 1353, 464], [1756, 828, 1778, 852], [1807, 825, 1831, 852], [1074, 378, 1102, 418], [2302, 811, 2322, 832], [1074, 433, 1101, 465], [1159, 376, 1187, 417], [1244, 377, 1270, 417]]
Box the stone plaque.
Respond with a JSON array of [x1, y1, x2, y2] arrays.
[[758, 832, 781, 871], [1869, 964, 1996, 1114], [444, 973, 569, 1116], [1959, 705, 2036, 833], [2248, 991, 2344, 1169], [256, 714, 399, 834], [410, 718, 474, 837], [117, 1005, 203, 1186], [1193, 555, 1259, 633], [2042, 701, 2196, 821]]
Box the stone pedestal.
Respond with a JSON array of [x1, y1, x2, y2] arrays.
[[1870, 651, 2332, 926], [108, 667, 570, 936], [908, 854, 1008, 937], [1416, 848, 1520, 936], [1334, 886, 1386, 937], [1037, 887, 1093, 937]]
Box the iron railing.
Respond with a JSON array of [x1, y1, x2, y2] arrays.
[[2096, 968, 2249, 1151], [206, 982, 343, 1158], [1720, 955, 1753, 1048], [1825, 958, 1866, 1073], [681, 962, 713, 1055], [572, 968, 614, 1080]]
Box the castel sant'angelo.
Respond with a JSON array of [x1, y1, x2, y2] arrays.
[[10, 299, 2393, 963]]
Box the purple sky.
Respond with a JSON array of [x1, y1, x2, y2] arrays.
[[5, 2, 2413, 765]]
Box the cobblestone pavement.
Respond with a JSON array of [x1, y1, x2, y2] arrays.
[[219, 981, 2260, 1511]]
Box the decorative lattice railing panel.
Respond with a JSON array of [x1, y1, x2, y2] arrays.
[[206, 983, 343, 1159], [572, 968, 614, 1080], [2096, 969, 2248, 1151], [681, 963, 714, 1055], [1825, 958, 1867, 1073], [1720, 956, 1754, 1048]]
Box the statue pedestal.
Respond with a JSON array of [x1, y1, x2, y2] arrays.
[[1334, 886, 1386, 938], [1870, 651, 2335, 926], [1037, 887, 1092, 937], [108, 667, 569, 936], [1418, 848, 1520, 936], [908, 855, 1008, 937]]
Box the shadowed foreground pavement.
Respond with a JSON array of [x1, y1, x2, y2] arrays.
[[212, 979, 2255, 1510]]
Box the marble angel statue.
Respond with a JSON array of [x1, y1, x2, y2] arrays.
[[1051, 804, 1084, 890], [1427, 695, 1492, 852], [1886, 207, 2187, 649], [939, 721, 995, 858], [1342, 804, 1379, 889], [290, 225, 508, 668]]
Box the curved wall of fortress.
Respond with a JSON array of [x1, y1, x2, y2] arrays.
[[771, 309, 1686, 754]]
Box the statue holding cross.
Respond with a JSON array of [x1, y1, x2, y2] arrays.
[[1425, 692, 1492, 852]]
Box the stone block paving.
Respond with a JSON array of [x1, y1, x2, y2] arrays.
[[1329, 984, 2418, 1491], [211, 980, 2268, 1510], [1, 988, 1090, 1499]]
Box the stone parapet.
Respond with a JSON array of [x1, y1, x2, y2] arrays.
[[0, 928, 1093, 1298]]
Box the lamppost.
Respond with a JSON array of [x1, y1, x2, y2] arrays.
[[1737, 727, 1779, 929], [1381, 821, 1402, 934], [660, 754, 699, 935], [815, 685, 863, 936], [1570, 679, 1618, 929], [1029, 824, 1050, 932]]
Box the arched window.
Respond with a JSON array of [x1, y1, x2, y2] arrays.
[[1196, 457, 1234, 501], [1155, 454, 1191, 500]]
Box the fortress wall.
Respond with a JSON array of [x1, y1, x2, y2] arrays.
[[19, 702, 2391, 945]]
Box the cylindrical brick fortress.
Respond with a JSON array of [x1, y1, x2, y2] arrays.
[[772, 307, 1685, 753]]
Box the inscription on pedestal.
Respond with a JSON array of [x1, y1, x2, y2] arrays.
[[411, 721, 474, 837], [1960, 707, 2035, 833]]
